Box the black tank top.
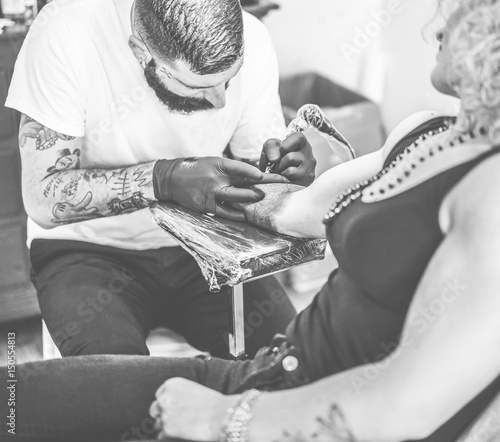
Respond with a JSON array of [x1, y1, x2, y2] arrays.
[[286, 117, 500, 441]]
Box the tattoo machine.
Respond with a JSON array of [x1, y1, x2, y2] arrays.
[[266, 104, 357, 173]]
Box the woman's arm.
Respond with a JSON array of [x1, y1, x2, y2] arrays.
[[274, 149, 385, 237], [232, 150, 384, 238], [236, 111, 446, 238], [151, 152, 500, 442], [247, 155, 500, 442]]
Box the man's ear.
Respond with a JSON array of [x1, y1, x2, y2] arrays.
[[128, 35, 152, 66]]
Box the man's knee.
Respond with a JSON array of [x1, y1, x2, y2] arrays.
[[76, 339, 150, 356], [54, 332, 149, 356]]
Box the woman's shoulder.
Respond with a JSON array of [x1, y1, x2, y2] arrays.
[[381, 111, 456, 160], [440, 146, 500, 234]]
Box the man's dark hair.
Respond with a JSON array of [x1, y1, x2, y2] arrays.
[[135, 0, 244, 75]]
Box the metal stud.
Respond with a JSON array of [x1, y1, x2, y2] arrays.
[[325, 123, 452, 224]]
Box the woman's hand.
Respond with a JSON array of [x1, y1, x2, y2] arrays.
[[150, 378, 235, 441], [230, 183, 306, 235]]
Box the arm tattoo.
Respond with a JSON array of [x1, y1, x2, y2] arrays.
[[19, 114, 75, 150], [275, 404, 357, 442], [44, 175, 63, 198], [111, 168, 133, 197], [40, 161, 155, 225], [108, 192, 151, 215], [83, 165, 153, 197], [51, 188, 152, 224], [52, 191, 100, 224], [61, 176, 80, 199], [111, 166, 153, 197], [133, 166, 152, 187], [83, 169, 114, 183], [43, 148, 81, 180]]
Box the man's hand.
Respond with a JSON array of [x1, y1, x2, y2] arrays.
[[150, 378, 234, 441], [153, 157, 287, 222], [259, 133, 316, 186]]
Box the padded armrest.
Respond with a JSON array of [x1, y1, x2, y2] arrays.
[[150, 202, 326, 292]]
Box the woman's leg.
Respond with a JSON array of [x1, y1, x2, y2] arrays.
[[0, 341, 307, 441], [0, 355, 222, 441]]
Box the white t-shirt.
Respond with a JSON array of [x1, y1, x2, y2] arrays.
[[6, 0, 285, 250]]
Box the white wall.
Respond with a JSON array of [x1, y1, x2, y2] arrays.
[[264, 0, 459, 132]]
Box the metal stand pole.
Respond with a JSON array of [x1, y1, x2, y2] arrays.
[[228, 284, 246, 359]]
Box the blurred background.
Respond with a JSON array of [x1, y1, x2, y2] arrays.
[[265, 0, 458, 132], [234, 0, 462, 192]]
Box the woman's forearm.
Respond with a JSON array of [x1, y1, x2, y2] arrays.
[[273, 111, 449, 238], [234, 150, 384, 238], [248, 366, 410, 442], [275, 149, 385, 238]]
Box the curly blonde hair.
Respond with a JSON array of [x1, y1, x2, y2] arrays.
[[441, 0, 500, 143]]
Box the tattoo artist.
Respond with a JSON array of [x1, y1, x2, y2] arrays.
[[6, 0, 316, 359]]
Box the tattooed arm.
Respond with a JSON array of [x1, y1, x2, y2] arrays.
[[18, 114, 156, 228]]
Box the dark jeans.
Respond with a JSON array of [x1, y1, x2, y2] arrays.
[[0, 336, 310, 441], [30, 239, 297, 359]]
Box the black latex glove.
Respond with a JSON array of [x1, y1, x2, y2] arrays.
[[153, 157, 286, 221], [259, 132, 316, 186]]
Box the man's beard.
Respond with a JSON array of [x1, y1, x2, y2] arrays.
[[144, 59, 214, 114]]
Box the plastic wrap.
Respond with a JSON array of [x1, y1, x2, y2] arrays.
[[150, 202, 327, 292]]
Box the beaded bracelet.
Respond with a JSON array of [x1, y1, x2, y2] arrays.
[[220, 389, 264, 442]]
